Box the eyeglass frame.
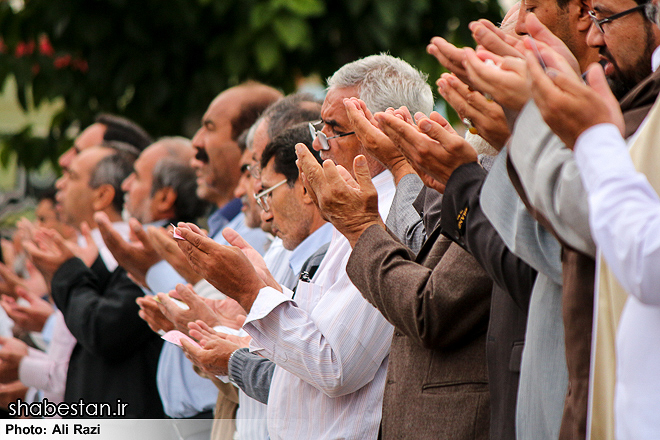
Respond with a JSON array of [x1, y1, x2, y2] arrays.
[[240, 163, 260, 179], [308, 121, 355, 151], [254, 178, 288, 212], [588, 4, 646, 33]]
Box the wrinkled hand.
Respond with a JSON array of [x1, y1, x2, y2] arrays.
[[1, 287, 53, 333], [296, 144, 384, 247], [96, 213, 161, 287], [207, 297, 246, 330], [0, 262, 25, 299], [437, 73, 510, 150], [182, 320, 241, 376], [376, 111, 478, 191], [22, 229, 75, 285], [527, 46, 623, 149], [189, 319, 250, 348], [173, 227, 268, 313], [147, 226, 201, 285], [344, 98, 415, 184], [0, 336, 28, 383], [0, 380, 27, 410], [136, 295, 175, 334], [155, 284, 225, 336]]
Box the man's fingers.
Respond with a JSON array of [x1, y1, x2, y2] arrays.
[[95, 212, 126, 251], [470, 21, 522, 58], [180, 338, 202, 356], [336, 165, 359, 190], [14, 286, 34, 304], [295, 143, 326, 194], [176, 227, 213, 254], [129, 218, 152, 250], [526, 50, 564, 104], [174, 283, 199, 305], [178, 222, 205, 236], [352, 156, 376, 194], [525, 14, 580, 74], [79, 221, 95, 250], [417, 117, 455, 147], [222, 228, 253, 252]]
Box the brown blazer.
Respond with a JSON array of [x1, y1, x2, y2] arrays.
[[347, 224, 492, 440]]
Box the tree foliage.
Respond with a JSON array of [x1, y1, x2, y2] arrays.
[[0, 0, 501, 171]]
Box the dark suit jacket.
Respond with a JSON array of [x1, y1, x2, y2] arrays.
[[347, 223, 492, 440], [441, 162, 535, 440], [51, 257, 164, 418]]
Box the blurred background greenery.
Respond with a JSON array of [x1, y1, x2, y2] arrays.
[[0, 0, 504, 227]]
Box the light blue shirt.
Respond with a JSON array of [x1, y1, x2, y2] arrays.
[[288, 222, 334, 276], [152, 211, 271, 418]]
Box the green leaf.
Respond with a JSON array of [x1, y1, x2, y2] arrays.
[[254, 37, 281, 72], [250, 2, 276, 30], [374, 0, 399, 29], [272, 15, 310, 49], [275, 0, 325, 16]]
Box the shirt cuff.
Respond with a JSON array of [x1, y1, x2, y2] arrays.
[[574, 123, 633, 193], [244, 286, 294, 323], [19, 349, 51, 390]]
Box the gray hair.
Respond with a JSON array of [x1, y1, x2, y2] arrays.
[[89, 149, 136, 215], [327, 54, 434, 115], [245, 93, 322, 151], [149, 136, 208, 223], [151, 158, 208, 223]]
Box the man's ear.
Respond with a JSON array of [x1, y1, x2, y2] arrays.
[[152, 187, 177, 214], [92, 184, 116, 212], [576, 0, 593, 31], [299, 181, 315, 205]]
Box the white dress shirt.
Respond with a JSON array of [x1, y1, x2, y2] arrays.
[[236, 236, 292, 440], [243, 170, 396, 440], [573, 47, 660, 440]]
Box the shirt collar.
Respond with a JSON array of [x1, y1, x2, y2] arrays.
[[653, 46, 660, 73], [289, 222, 334, 276], [207, 198, 243, 237]]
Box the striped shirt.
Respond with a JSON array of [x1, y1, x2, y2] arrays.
[[244, 170, 396, 439]]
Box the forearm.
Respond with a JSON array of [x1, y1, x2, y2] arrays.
[[228, 348, 274, 404], [244, 285, 392, 398], [347, 224, 491, 349], [575, 123, 660, 305], [441, 162, 536, 311], [385, 173, 426, 254], [508, 101, 595, 256]]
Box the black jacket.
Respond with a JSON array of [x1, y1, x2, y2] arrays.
[[51, 256, 164, 418]]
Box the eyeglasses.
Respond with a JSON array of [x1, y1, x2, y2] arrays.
[[240, 163, 260, 179], [254, 179, 288, 212], [588, 4, 646, 33], [308, 121, 355, 151]]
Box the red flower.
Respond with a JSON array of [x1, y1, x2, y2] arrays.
[[15, 40, 35, 57], [54, 54, 72, 69], [39, 35, 54, 57], [72, 58, 88, 73]]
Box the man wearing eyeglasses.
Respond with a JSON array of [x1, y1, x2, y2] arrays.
[[587, 0, 660, 99], [173, 54, 446, 440], [458, 3, 660, 440]]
